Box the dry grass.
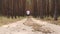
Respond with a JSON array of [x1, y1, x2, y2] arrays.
[[50, 17, 60, 25], [35, 16, 60, 25], [43, 17, 60, 25], [0, 16, 25, 26]]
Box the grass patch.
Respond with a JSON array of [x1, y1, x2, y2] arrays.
[[0, 16, 25, 26], [50, 17, 60, 25], [35, 16, 60, 25]]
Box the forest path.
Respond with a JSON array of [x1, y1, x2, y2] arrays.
[[0, 17, 60, 34]]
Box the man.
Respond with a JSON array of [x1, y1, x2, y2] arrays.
[[26, 10, 30, 16]]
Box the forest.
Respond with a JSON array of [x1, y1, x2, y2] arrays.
[[0, 0, 60, 20]]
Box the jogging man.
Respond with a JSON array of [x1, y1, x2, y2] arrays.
[[26, 10, 30, 16]]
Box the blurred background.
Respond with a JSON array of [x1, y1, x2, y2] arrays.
[[0, 0, 60, 26]]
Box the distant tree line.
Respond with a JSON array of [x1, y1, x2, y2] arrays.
[[0, 0, 60, 20], [33, 0, 60, 20], [0, 0, 26, 18]]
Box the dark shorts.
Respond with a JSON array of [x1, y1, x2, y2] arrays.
[[27, 15, 30, 16]]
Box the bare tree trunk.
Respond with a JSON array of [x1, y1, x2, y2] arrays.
[[0, 0, 2, 15], [22, 0, 26, 16], [37, 0, 42, 17], [33, 0, 37, 17], [54, 0, 58, 20], [40, 0, 44, 19], [46, 0, 49, 17]]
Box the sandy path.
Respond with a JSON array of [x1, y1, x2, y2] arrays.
[[0, 18, 60, 34]]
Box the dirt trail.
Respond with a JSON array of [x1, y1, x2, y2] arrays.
[[0, 17, 60, 34]]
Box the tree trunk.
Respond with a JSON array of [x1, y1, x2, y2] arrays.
[[54, 0, 58, 20], [40, 0, 44, 19]]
